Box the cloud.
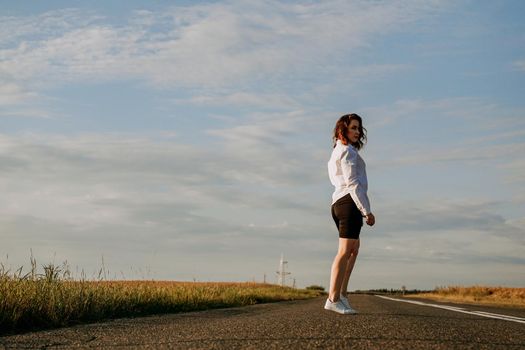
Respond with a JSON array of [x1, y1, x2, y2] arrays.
[[376, 142, 525, 168], [178, 92, 301, 110], [0, 130, 323, 279], [361, 198, 525, 280], [0, 82, 61, 119], [2, 129, 524, 287], [361, 98, 525, 171], [349, 196, 525, 289], [0, 134, 328, 283], [0, 1, 454, 123], [377, 198, 524, 239], [0, 83, 38, 106], [0, 8, 103, 47], [501, 157, 525, 184], [0, 130, 324, 230], [3, 1, 524, 288], [205, 109, 329, 186], [514, 59, 525, 71], [0, 1, 450, 97], [364, 97, 504, 129]]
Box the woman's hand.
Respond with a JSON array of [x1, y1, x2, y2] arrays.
[[366, 213, 375, 226]]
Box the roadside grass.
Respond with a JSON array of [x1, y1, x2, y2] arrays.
[[409, 285, 525, 309], [0, 259, 323, 334]]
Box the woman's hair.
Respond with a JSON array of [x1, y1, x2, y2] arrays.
[[332, 113, 367, 149]]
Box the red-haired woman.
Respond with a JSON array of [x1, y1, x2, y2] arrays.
[[325, 113, 375, 314]]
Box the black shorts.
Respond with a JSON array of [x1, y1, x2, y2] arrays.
[[331, 194, 363, 239]]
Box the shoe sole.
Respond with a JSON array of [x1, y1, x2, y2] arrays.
[[324, 306, 356, 315]]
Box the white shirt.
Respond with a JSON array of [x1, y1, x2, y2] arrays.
[[327, 139, 371, 216]]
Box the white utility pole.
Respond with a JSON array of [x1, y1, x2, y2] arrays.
[[276, 253, 291, 287]]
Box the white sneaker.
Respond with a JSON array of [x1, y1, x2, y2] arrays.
[[324, 298, 353, 314], [339, 295, 358, 314]]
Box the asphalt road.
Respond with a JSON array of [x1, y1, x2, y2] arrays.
[[1, 295, 525, 349]]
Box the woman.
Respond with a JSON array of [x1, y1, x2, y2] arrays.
[[325, 113, 375, 314]]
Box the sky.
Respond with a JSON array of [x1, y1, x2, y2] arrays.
[[1, 0, 524, 290]]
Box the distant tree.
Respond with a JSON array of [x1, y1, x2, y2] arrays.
[[306, 285, 325, 291]]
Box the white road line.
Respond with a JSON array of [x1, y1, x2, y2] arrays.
[[473, 311, 525, 321], [376, 295, 525, 324]]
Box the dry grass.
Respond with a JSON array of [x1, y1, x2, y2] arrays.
[[0, 260, 322, 334], [410, 285, 525, 308]]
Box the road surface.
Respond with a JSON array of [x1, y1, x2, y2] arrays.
[[1, 295, 524, 349]]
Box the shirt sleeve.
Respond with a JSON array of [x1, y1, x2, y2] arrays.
[[340, 146, 371, 216]]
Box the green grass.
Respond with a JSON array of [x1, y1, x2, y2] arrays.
[[0, 260, 323, 334]]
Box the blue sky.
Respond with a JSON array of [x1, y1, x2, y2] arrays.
[[1, 0, 524, 289]]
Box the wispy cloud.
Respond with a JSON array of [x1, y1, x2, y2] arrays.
[[0, 130, 322, 227], [360, 197, 525, 288], [376, 198, 524, 240], [0, 83, 38, 106], [363, 97, 525, 169], [514, 59, 525, 71], [0, 1, 450, 105], [0, 130, 330, 282], [364, 97, 505, 129], [2, 128, 524, 285], [0, 8, 103, 47], [2, 1, 523, 288], [178, 92, 301, 110]]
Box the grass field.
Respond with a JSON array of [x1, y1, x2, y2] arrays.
[[410, 285, 525, 308], [0, 260, 323, 334]]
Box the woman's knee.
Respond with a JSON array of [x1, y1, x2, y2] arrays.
[[342, 248, 358, 259], [336, 249, 352, 260]]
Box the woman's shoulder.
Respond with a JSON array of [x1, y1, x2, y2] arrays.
[[334, 140, 357, 151], [333, 143, 358, 161], [332, 142, 346, 155], [343, 143, 358, 155]]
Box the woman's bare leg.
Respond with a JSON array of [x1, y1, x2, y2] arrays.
[[328, 238, 359, 302], [340, 239, 359, 297]]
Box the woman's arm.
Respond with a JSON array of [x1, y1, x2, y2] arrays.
[[340, 146, 371, 217]]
